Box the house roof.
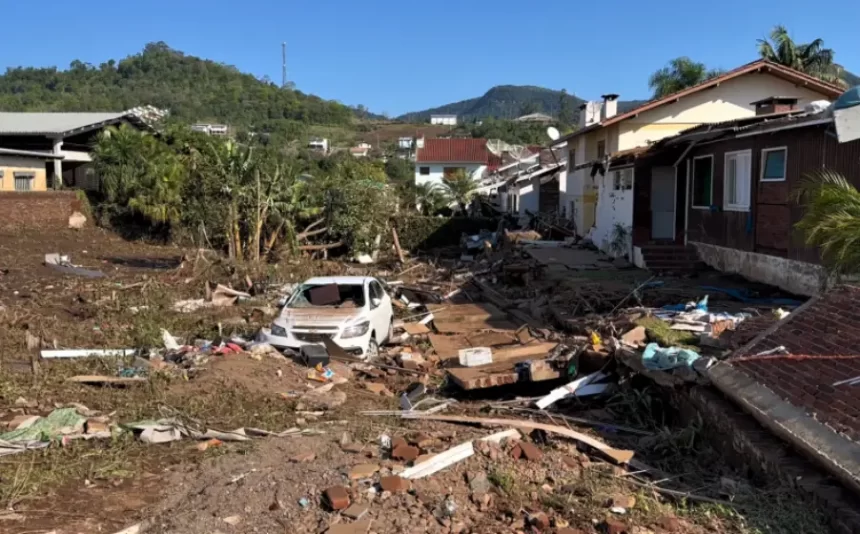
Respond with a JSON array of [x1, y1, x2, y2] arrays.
[[553, 60, 844, 145], [416, 138, 489, 163], [726, 285, 860, 445], [0, 147, 64, 160], [0, 111, 148, 137]]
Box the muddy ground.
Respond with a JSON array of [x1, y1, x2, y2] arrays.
[[0, 227, 828, 534]]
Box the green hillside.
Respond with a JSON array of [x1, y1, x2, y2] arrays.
[[0, 42, 355, 133]]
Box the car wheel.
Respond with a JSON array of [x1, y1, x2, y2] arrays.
[[366, 338, 380, 360]]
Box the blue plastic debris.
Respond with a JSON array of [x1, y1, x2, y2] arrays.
[[642, 343, 700, 371]]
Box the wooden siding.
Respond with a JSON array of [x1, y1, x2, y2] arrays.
[[681, 124, 860, 265]]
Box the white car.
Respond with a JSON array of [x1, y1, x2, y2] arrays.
[[264, 276, 394, 359]]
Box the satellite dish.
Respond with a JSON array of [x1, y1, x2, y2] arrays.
[[546, 126, 560, 141]]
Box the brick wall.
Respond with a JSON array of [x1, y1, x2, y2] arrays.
[[679, 387, 860, 534], [0, 191, 80, 229]]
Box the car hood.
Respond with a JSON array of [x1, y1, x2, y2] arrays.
[[276, 307, 365, 328]]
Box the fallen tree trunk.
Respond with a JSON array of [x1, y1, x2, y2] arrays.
[[298, 241, 344, 251]]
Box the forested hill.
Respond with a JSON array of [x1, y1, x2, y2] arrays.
[[0, 42, 354, 130], [398, 85, 646, 122]]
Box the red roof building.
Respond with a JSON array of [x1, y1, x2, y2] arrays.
[[416, 138, 489, 164]]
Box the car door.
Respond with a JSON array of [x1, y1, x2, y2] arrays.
[[368, 280, 391, 342]]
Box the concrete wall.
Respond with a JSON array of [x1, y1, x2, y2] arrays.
[[692, 241, 828, 296], [414, 163, 486, 186], [592, 167, 634, 256], [617, 75, 827, 150], [0, 156, 48, 192], [516, 179, 539, 219]]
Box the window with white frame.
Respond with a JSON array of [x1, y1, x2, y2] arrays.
[[761, 147, 787, 182], [691, 155, 713, 208], [14, 172, 34, 192], [724, 150, 752, 211], [612, 168, 633, 191]]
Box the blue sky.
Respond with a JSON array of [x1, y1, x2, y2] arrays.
[[2, 0, 858, 116]]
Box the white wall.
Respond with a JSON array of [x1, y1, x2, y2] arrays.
[[591, 167, 634, 257], [616, 74, 828, 150], [414, 163, 486, 186], [516, 179, 540, 219], [692, 242, 829, 296]]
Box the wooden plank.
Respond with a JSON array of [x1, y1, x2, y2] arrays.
[[428, 334, 470, 359], [466, 331, 517, 347], [397, 414, 635, 465], [491, 341, 558, 362], [433, 318, 518, 333], [429, 303, 505, 320], [402, 323, 431, 335]]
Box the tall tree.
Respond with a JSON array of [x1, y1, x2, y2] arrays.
[[648, 57, 725, 99], [794, 170, 860, 274], [757, 25, 846, 87]]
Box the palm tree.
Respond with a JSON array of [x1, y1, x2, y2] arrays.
[[794, 169, 860, 274], [648, 57, 725, 99], [757, 25, 846, 87], [441, 170, 477, 214], [413, 183, 449, 215]]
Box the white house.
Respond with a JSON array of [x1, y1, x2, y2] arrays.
[[430, 114, 457, 126], [397, 137, 413, 150], [551, 59, 843, 257], [414, 137, 488, 186], [504, 149, 566, 223], [308, 137, 329, 154]]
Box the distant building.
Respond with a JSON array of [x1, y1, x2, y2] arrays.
[[191, 123, 229, 136], [514, 112, 555, 124], [414, 137, 488, 186], [0, 107, 162, 191], [430, 114, 457, 126], [308, 137, 329, 154], [397, 137, 413, 150]]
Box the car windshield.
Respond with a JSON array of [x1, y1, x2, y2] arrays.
[[287, 283, 366, 309]]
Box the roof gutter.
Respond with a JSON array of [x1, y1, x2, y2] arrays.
[[734, 118, 833, 139]]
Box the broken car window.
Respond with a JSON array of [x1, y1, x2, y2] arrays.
[[288, 284, 366, 308]]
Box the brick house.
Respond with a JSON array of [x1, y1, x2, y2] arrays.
[[709, 284, 860, 496], [629, 99, 860, 296]]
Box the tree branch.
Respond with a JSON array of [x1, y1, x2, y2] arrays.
[[297, 226, 328, 240], [299, 241, 344, 251]]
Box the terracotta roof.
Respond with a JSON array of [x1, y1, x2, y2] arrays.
[[416, 138, 489, 163], [556, 60, 844, 145], [727, 285, 860, 443]]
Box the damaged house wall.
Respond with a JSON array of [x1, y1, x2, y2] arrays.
[[682, 124, 860, 296], [592, 165, 634, 257]]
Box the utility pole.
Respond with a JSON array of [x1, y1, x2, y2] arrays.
[[281, 42, 287, 88]]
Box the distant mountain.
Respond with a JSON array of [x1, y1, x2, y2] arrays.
[[397, 85, 646, 123]]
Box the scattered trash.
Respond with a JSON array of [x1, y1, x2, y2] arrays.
[[44, 252, 104, 278], [68, 211, 87, 229], [642, 343, 701, 371], [534, 371, 611, 409]]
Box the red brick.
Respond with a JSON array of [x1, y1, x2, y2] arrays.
[[517, 442, 543, 461], [391, 444, 420, 462], [379, 475, 410, 493], [527, 511, 550, 530], [324, 486, 350, 510], [602, 517, 627, 534], [390, 436, 408, 450]]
